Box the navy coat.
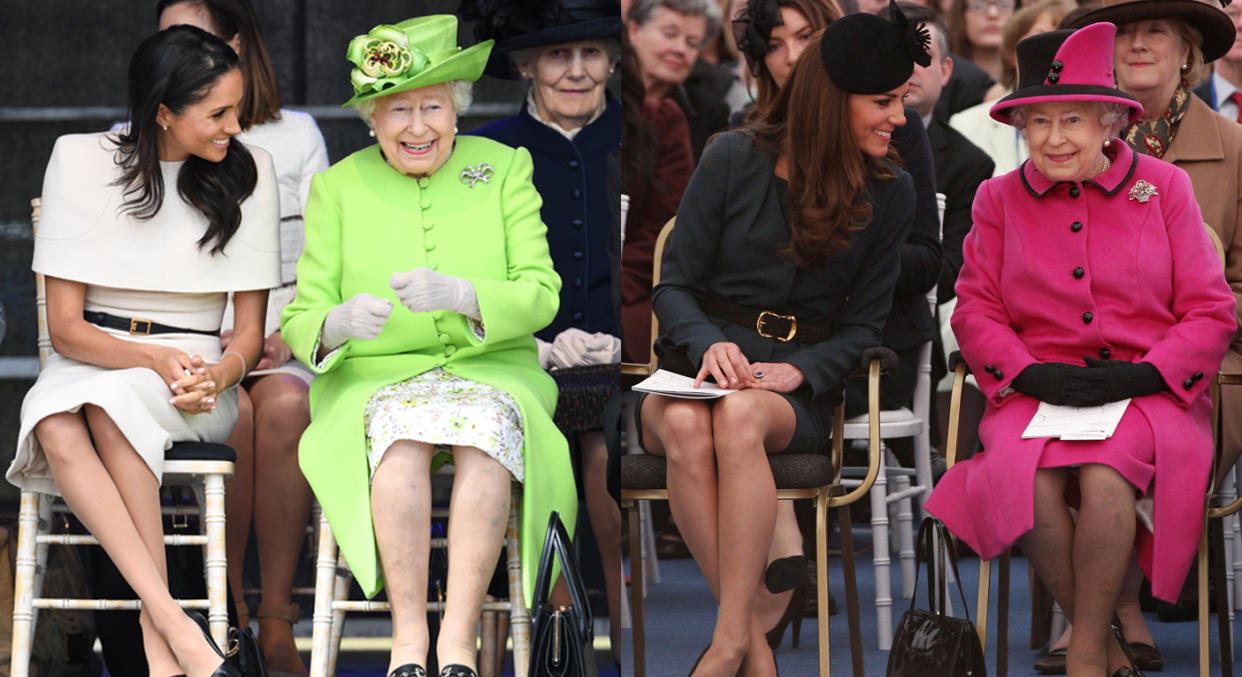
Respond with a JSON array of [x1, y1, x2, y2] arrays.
[[473, 94, 621, 341]]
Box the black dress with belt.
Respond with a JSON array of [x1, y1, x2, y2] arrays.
[[645, 131, 915, 453]]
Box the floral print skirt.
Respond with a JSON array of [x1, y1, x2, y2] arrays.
[[364, 368, 524, 482]]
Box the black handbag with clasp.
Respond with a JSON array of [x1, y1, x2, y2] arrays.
[[528, 511, 596, 677], [886, 517, 987, 677]]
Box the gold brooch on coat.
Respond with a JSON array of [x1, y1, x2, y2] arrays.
[[460, 163, 495, 188], [1128, 180, 1158, 203]]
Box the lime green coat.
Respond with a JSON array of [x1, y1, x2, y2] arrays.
[[281, 136, 576, 600]]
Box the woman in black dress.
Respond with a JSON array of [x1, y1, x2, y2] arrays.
[[636, 7, 929, 675]]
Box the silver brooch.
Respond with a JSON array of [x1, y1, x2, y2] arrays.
[[1129, 180, 1158, 203], [460, 163, 495, 188]]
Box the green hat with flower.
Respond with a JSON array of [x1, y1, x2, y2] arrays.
[[342, 15, 494, 107]]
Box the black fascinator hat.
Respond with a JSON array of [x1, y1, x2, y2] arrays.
[[459, 0, 621, 79], [733, 0, 783, 77], [820, 0, 931, 94]]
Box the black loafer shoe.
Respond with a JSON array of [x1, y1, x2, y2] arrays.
[[389, 665, 427, 677], [1128, 642, 1163, 671], [439, 665, 478, 677], [1033, 647, 1067, 674]]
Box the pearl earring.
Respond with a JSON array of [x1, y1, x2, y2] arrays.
[[1181, 63, 1190, 71], [161, 123, 168, 131], [1103, 138, 1111, 148], [368, 129, 375, 137], [454, 125, 459, 134]]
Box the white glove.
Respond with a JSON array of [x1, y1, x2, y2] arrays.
[[321, 293, 393, 350], [389, 268, 480, 318], [536, 338, 553, 369], [548, 329, 621, 369]]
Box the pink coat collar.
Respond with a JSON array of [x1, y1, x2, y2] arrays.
[[1020, 138, 1136, 198]]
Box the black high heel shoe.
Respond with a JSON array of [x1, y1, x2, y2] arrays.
[[765, 585, 807, 650], [1110, 618, 1147, 677], [187, 612, 242, 677]]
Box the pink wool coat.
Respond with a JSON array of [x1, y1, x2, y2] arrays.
[[924, 141, 1236, 602]]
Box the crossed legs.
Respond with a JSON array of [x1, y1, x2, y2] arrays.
[[34, 408, 224, 677], [370, 440, 511, 674], [640, 390, 796, 677], [1018, 464, 1137, 676]]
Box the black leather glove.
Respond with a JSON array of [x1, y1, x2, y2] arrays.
[[1083, 357, 1167, 400], [1011, 362, 1109, 406]]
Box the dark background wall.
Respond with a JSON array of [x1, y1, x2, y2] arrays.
[[0, 0, 530, 499]]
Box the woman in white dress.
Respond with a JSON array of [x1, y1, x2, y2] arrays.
[[9, 25, 279, 677], [155, 2, 328, 671]]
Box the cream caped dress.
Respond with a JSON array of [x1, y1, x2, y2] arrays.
[[8, 132, 280, 495]]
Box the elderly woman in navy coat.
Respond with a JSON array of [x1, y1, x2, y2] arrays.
[[462, 0, 623, 660]]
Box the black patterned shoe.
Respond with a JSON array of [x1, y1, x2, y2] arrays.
[[389, 665, 427, 677], [439, 665, 478, 677]]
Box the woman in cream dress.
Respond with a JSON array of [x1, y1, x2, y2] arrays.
[[9, 26, 279, 677]]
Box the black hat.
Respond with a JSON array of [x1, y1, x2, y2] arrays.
[[733, 0, 783, 77], [819, 0, 931, 94], [459, 0, 621, 79], [1065, 0, 1236, 64]]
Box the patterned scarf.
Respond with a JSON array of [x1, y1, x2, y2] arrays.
[[1123, 80, 1192, 159]]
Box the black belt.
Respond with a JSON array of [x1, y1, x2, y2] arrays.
[[84, 311, 217, 337], [702, 296, 833, 343]]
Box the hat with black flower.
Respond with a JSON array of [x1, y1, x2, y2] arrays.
[[732, 0, 783, 78], [458, 0, 621, 79], [819, 0, 931, 94], [342, 15, 493, 107]]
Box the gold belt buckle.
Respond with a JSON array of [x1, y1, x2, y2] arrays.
[[129, 318, 152, 336], [756, 310, 797, 342]]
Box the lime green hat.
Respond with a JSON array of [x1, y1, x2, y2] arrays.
[[342, 15, 494, 107]]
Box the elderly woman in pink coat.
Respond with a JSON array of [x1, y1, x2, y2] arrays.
[[924, 22, 1235, 677]]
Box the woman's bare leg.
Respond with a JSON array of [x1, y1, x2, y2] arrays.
[[249, 375, 312, 674], [579, 431, 623, 663], [35, 411, 224, 677], [439, 446, 511, 672], [707, 391, 794, 677], [1067, 464, 1136, 676], [224, 386, 255, 627], [371, 440, 435, 672]]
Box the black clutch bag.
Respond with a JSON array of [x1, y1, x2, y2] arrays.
[[886, 517, 987, 677], [528, 511, 597, 677]]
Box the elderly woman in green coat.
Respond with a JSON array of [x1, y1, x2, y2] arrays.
[[280, 15, 576, 677]]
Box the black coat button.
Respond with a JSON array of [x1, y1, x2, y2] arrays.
[[572, 250, 584, 260], [984, 365, 996, 374], [571, 218, 584, 228], [1082, 311, 1093, 324], [992, 369, 1003, 380], [1047, 72, 1060, 84], [572, 188, 582, 199], [568, 160, 580, 169], [1194, 371, 1204, 381], [1184, 378, 1196, 390], [1069, 185, 1081, 198], [1071, 221, 1083, 232], [1099, 348, 1111, 359], [1051, 60, 1064, 72], [574, 277, 582, 288], [573, 311, 584, 322], [1073, 267, 1085, 279]]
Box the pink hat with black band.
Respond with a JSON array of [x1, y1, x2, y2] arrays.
[[989, 22, 1143, 126]]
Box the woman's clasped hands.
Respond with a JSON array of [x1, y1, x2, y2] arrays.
[[319, 268, 482, 352], [694, 341, 805, 393], [149, 346, 220, 414]]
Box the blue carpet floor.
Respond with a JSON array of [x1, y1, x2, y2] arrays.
[[623, 533, 1242, 676]]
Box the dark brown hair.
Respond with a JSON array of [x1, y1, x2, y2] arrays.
[[949, 0, 1022, 62], [745, 0, 841, 123], [746, 31, 896, 267], [157, 0, 282, 128]]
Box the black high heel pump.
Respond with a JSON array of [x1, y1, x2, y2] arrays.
[[764, 555, 809, 650]]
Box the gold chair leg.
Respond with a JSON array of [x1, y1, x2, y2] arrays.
[[628, 500, 646, 677], [817, 492, 830, 677], [10, 491, 41, 677], [977, 557, 992, 653], [203, 473, 229, 648], [838, 504, 864, 677], [1212, 518, 1235, 677], [998, 552, 1010, 677], [506, 490, 530, 677], [1201, 522, 1211, 677]]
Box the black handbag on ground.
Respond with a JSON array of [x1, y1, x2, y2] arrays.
[[528, 511, 597, 677], [886, 517, 987, 677], [225, 625, 268, 677]]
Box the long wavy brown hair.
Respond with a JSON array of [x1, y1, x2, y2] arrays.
[[745, 31, 897, 268]]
